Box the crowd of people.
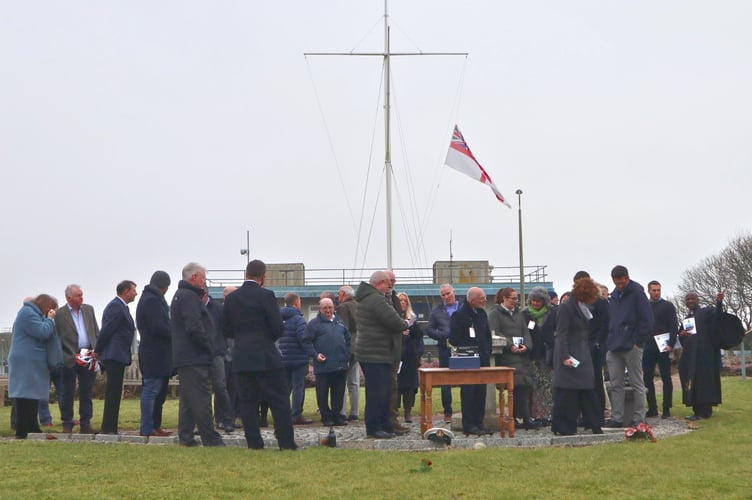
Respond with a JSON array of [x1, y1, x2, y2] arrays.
[[440, 265, 728, 436], [7, 261, 729, 444]]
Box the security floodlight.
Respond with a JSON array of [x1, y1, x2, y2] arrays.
[[240, 249, 248, 255]]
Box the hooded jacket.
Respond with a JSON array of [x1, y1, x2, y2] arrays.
[[278, 306, 310, 368], [354, 281, 406, 364]]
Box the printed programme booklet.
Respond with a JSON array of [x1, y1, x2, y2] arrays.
[[654, 332, 671, 351], [682, 317, 697, 334]]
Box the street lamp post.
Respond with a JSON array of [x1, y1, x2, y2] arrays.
[[239, 229, 250, 265], [516, 189, 525, 300]]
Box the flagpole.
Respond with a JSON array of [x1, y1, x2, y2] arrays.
[[304, 2, 466, 271], [516, 189, 525, 300], [384, 0, 393, 269]]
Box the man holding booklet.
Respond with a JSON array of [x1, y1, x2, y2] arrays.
[[643, 280, 678, 419]]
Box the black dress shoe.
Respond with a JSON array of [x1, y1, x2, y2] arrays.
[[521, 418, 541, 430], [367, 431, 395, 439], [603, 419, 624, 428], [686, 415, 705, 421], [645, 409, 659, 418], [347, 415, 359, 421], [464, 426, 490, 436]]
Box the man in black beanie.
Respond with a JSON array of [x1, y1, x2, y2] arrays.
[[137, 270, 174, 437]]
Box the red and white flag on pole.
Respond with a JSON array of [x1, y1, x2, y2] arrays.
[[445, 125, 511, 208]]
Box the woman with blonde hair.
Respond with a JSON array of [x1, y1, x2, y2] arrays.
[[396, 293, 424, 424]]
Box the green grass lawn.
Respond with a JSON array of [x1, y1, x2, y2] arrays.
[[1, 379, 751, 499]]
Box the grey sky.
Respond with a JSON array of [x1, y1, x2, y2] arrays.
[[1, 1, 750, 327]]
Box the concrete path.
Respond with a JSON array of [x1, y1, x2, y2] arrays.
[[23, 413, 691, 451]]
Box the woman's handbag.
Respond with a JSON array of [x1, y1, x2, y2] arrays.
[[46, 334, 64, 375]]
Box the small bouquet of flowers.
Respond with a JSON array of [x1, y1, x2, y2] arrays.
[[75, 348, 101, 374], [624, 422, 656, 442], [411, 458, 433, 473]]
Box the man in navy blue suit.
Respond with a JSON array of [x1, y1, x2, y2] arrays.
[[222, 259, 297, 450], [95, 280, 137, 435]]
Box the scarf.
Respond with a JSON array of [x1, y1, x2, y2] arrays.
[[527, 306, 548, 326]]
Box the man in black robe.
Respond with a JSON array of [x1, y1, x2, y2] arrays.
[[678, 291, 724, 420]]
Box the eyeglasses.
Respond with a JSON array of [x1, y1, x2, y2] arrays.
[[507, 296, 519, 301]]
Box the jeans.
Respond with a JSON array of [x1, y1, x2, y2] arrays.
[[38, 372, 63, 425], [285, 363, 308, 419], [60, 364, 95, 427], [140, 377, 169, 435]]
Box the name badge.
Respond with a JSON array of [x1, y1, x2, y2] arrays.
[[528, 320, 536, 330], [469, 327, 476, 338]]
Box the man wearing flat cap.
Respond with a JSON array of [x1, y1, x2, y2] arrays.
[[137, 270, 174, 437]]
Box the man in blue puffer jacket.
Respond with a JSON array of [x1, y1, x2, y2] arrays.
[[302, 298, 351, 426], [604, 265, 654, 429], [279, 293, 313, 425]]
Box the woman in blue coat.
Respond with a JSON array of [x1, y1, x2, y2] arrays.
[[9, 295, 58, 438]]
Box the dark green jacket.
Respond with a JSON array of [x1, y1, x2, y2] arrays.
[[354, 282, 406, 364]]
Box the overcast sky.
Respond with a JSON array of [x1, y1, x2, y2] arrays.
[[1, 1, 750, 327]]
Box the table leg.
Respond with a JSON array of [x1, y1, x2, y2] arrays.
[[508, 384, 515, 438], [421, 384, 433, 437], [419, 383, 426, 436], [498, 383, 505, 437]]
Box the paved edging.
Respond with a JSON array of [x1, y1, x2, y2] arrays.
[[20, 414, 691, 450]]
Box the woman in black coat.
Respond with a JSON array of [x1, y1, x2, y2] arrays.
[[551, 278, 603, 435], [396, 293, 424, 424]]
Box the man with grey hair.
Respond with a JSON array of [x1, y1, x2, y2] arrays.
[[336, 285, 359, 421], [449, 287, 492, 435], [55, 284, 100, 434], [302, 297, 351, 426], [171, 262, 224, 446], [355, 271, 409, 439]]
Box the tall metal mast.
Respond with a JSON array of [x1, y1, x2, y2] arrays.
[[383, 1, 394, 268], [305, 0, 467, 269]]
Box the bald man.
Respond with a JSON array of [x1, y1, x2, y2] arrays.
[[449, 287, 493, 435], [302, 298, 351, 426]]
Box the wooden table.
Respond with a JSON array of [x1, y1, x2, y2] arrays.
[[419, 367, 515, 438]]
